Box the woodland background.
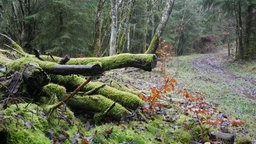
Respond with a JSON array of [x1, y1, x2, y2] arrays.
[[0, 0, 256, 144], [0, 0, 255, 59]]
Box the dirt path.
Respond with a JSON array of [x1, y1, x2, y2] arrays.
[[192, 50, 256, 102]]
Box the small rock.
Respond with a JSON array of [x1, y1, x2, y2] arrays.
[[210, 131, 235, 144]]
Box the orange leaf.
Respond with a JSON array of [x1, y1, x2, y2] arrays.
[[169, 83, 175, 90], [81, 138, 88, 144], [230, 120, 245, 126], [171, 78, 177, 83], [151, 87, 159, 95], [164, 85, 171, 92]]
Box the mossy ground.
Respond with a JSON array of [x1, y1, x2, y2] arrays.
[[0, 103, 90, 144], [1, 102, 209, 143]]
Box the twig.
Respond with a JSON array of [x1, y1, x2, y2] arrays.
[[45, 52, 56, 62], [3, 44, 25, 56], [59, 55, 70, 64], [0, 33, 26, 55], [101, 102, 116, 118], [47, 77, 92, 117], [137, 109, 149, 122], [83, 84, 105, 95], [0, 33, 15, 43], [33, 49, 44, 61]]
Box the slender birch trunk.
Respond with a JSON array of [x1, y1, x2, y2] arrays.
[[93, 0, 105, 56], [109, 0, 118, 56]]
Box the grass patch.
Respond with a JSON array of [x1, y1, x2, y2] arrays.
[[226, 60, 256, 79], [167, 54, 256, 139]]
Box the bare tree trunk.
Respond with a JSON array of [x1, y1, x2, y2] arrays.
[[127, 24, 131, 52], [245, 1, 253, 59], [145, 0, 175, 54], [116, 0, 135, 53], [151, 0, 156, 38], [143, 1, 150, 53], [234, 0, 239, 56], [93, 0, 106, 56], [109, 0, 118, 56], [237, 0, 244, 59]]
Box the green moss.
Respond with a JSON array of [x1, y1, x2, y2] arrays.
[[109, 79, 139, 95], [236, 137, 252, 144], [43, 82, 130, 120], [41, 53, 155, 71], [51, 75, 144, 110], [68, 94, 129, 120], [2, 104, 50, 143], [2, 103, 86, 144], [190, 123, 212, 142], [176, 114, 192, 125], [145, 34, 159, 54], [43, 83, 66, 98], [0, 52, 12, 64], [65, 53, 155, 71], [88, 82, 144, 109], [40, 83, 63, 105], [6, 57, 57, 72], [8, 129, 51, 144], [91, 122, 178, 144], [108, 127, 145, 144], [12, 42, 26, 55], [173, 128, 191, 144]]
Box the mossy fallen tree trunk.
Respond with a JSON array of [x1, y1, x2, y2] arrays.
[[43, 83, 130, 120], [50, 75, 144, 110], [40, 53, 157, 71], [3, 57, 103, 76], [0, 37, 155, 121]]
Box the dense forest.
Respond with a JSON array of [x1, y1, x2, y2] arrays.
[[0, 0, 256, 144], [0, 0, 255, 58]]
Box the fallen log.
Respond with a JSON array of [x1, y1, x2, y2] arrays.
[[41, 53, 157, 71], [0, 39, 154, 122], [0, 35, 160, 143], [43, 83, 130, 120], [3, 57, 103, 76], [50, 75, 144, 110], [43, 64, 103, 76]]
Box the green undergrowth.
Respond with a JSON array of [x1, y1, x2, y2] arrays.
[[167, 53, 256, 140], [87, 109, 211, 144], [0, 103, 87, 144], [0, 102, 213, 143]]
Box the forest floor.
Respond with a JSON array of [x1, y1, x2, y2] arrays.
[[103, 47, 256, 143]]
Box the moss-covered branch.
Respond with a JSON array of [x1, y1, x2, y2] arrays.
[[41, 53, 157, 71], [4, 57, 103, 76]]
